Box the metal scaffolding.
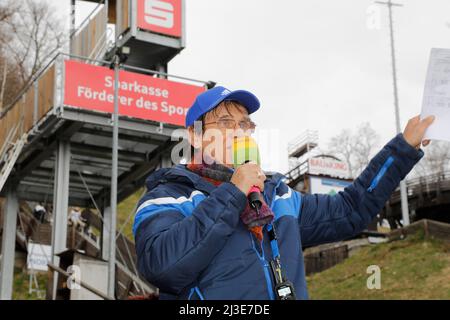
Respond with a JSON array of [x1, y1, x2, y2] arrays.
[[0, 0, 204, 299]]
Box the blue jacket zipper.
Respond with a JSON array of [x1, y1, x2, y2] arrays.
[[367, 156, 394, 192], [250, 234, 275, 300], [188, 286, 205, 300]]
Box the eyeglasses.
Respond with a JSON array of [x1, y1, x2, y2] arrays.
[[203, 119, 257, 131]]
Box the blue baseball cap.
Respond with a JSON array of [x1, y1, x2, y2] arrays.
[[185, 86, 260, 127]]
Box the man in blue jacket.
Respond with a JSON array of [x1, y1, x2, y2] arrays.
[[133, 86, 434, 300]]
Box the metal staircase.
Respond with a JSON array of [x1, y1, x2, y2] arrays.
[[0, 133, 27, 192], [0, 0, 110, 194]]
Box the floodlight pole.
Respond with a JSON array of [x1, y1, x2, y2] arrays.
[[375, 0, 410, 226]]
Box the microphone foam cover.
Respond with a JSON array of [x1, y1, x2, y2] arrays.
[[232, 136, 261, 168]]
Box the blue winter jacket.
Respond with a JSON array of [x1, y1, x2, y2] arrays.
[[133, 133, 423, 300]]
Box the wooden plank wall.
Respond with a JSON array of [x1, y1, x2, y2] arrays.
[[71, 4, 108, 60], [0, 64, 55, 158], [304, 244, 349, 276], [115, 0, 130, 37]]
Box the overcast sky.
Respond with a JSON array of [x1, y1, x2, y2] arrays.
[[52, 0, 450, 172]]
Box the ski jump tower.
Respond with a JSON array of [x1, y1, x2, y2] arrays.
[[0, 0, 207, 299]]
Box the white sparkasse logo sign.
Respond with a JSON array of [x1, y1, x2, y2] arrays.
[[27, 243, 52, 272], [144, 0, 174, 28]]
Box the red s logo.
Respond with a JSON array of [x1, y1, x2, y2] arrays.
[[138, 0, 182, 38]]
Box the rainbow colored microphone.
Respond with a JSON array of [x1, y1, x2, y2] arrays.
[[232, 136, 263, 215]]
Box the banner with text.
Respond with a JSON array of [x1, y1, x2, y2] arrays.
[[64, 60, 204, 126]]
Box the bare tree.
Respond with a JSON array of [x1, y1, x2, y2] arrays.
[[352, 122, 380, 176], [0, 0, 17, 24], [326, 122, 380, 178], [0, 0, 66, 87], [412, 140, 450, 178], [327, 129, 355, 177], [0, 0, 21, 111]]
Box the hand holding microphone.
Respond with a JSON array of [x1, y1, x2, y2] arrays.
[[230, 162, 266, 195]]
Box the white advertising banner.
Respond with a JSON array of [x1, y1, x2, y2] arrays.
[[309, 176, 351, 195], [308, 157, 350, 179], [27, 243, 52, 272]]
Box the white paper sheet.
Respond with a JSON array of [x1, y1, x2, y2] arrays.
[[421, 48, 450, 142]]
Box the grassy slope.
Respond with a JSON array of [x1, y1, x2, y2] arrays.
[[116, 187, 145, 242], [12, 269, 46, 300], [306, 231, 450, 299]]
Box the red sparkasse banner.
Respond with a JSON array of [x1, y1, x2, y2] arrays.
[[137, 0, 182, 38], [63, 60, 204, 126]]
